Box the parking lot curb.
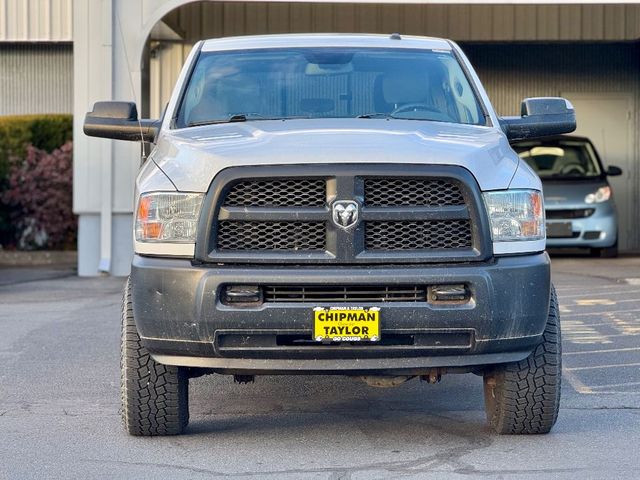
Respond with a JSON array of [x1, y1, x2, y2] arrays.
[[0, 250, 77, 267]]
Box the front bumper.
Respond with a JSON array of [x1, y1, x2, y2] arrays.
[[131, 253, 551, 374], [546, 201, 617, 248]]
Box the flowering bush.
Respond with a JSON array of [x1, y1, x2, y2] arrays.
[[2, 141, 76, 250], [0, 114, 73, 248]]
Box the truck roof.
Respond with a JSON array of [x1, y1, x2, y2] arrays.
[[200, 33, 452, 53]]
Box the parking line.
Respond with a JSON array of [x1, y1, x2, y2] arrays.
[[563, 308, 640, 318], [586, 391, 640, 395], [562, 367, 593, 394], [565, 362, 640, 371], [591, 332, 640, 339], [556, 284, 633, 291], [562, 319, 639, 328], [559, 290, 640, 299], [590, 381, 640, 390], [557, 284, 638, 291], [564, 347, 640, 356], [571, 298, 640, 306], [574, 299, 617, 306]]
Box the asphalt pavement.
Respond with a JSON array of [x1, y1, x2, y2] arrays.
[[1, 255, 640, 479]]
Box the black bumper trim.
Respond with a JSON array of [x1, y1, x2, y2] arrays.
[[151, 350, 533, 375]]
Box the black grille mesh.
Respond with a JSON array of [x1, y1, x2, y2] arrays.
[[364, 178, 464, 206], [546, 209, 595, 219], [366, 220, 472, 250], [217, 221, 325, 251], [223, 179, 326, 207], [264, 285, 427, 303]]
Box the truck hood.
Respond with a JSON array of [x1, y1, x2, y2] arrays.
[[147, 119, 518, 192]]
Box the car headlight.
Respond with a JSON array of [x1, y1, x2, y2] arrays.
[[585, 186, 611, 204], [135, 192, 204, 243], [483, 190, 544, 242]]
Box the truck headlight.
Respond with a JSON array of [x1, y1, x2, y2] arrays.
[[584, 186, 611, 204], [135, 192, 204, 242], [483, 190, 544, 242]]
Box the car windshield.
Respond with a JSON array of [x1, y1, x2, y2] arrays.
[[513, 140, 602, 179], [175, 47, 485, 128]]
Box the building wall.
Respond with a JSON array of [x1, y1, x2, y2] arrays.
[[162, 2, 640, 42], [0, 0, 73, 42], [0, 0, 74, 114], [463, 43, 639, 116], [0, 43, 73, 114]]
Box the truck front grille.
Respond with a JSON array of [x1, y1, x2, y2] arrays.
[[365, 178, 464, 206], [224, 179, 325, 207], [201, 165, 490, 264], [365, 220, 472, 250], [217, 221, 326, 251]]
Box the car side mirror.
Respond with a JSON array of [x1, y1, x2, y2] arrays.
[[500, 97, 576, 142], [83, 101, 160, 143], [606, 165, 623, 176]]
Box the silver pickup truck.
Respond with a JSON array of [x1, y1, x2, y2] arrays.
[[84, 34, 575, 436]]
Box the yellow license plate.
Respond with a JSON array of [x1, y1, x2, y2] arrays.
[[313, 307, 380, 342]]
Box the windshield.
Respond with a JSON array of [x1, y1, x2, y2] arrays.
[[175, 47, 485, 128], [513, 140, 602, 180]]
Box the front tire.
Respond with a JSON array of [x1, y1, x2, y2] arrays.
[[483, 285, 561, 434], [121, 277, 189, 436]]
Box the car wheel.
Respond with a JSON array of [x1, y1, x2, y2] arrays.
[[591, 242, 618, 258], [121, 277, 189, 436], [483, 285, 561, 434]]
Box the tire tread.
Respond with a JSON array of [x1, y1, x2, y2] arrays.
[[484, 285, 561, 434], [120, 277, 189, 436]]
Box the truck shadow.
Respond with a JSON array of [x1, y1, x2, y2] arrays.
[[185, 373, 489, 437]]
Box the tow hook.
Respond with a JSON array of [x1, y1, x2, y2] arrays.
[[234, 374, 255, 384], [420, 369, 443, 384]]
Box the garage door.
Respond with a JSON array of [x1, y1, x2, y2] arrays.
[[562, 93, 635, 251]]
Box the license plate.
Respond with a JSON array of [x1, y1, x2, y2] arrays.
[[313, 307, 380, 342], [546, 222, 573, 238]]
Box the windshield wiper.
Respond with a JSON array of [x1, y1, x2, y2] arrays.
[[356, 113, 392, 119], [357, 112, 455, 125], [187, 113, 266, 127], [186, 114, 320, 127]]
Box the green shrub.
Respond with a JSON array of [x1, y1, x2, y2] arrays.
[[0, 114, 73, 248], [0, 114, 73, 176]]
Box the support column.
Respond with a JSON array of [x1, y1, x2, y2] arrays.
[[73, 0, 148, 276]]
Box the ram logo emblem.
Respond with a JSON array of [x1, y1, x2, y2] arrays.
[[332, 201, 359, 229]]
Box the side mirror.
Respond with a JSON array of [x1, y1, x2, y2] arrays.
[[83, 101, 160, 142], [500, 97, 576, 142], [606, 165, 623, 176]]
